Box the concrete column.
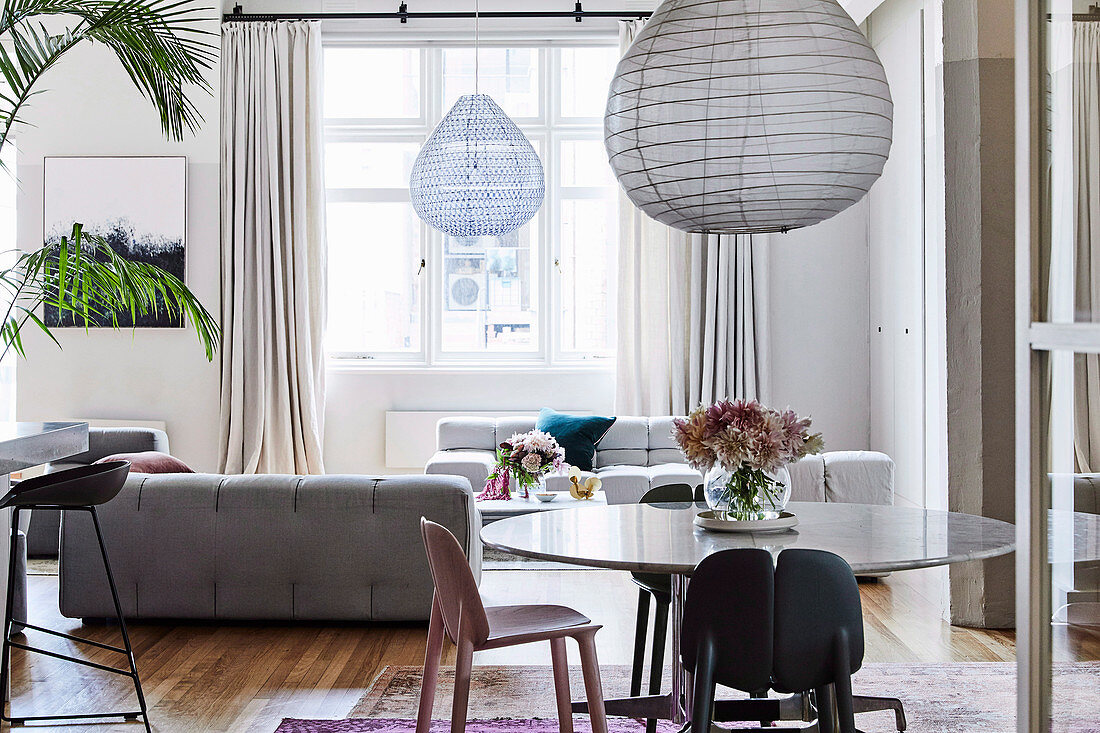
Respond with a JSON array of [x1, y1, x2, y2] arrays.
[[942, 0, 1016, 628]]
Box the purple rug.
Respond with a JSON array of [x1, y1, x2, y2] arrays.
[[276, 721, 670, 733]]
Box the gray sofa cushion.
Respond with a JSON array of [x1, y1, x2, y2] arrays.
[[788, 455, 827, 502], [59, 473, 477, 622], [823, 451, 896, 505]]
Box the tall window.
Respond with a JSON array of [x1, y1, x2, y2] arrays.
[[323, 42, 620, 365]]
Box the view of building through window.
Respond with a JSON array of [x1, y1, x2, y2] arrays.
[[322, 43, 619, 363]]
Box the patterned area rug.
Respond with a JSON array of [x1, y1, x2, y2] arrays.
[[276, 720, 660, 732], [286, 662, 1100, 733]]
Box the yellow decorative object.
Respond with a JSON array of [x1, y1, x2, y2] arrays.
[[568, 467, 600, 500]]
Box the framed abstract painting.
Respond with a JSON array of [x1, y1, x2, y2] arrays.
[[42, 156, 187, 328]]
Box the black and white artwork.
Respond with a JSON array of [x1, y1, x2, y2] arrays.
[[43, 156, 187, 328]]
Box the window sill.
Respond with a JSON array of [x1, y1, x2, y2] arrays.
[[325, 359, 615, 376]]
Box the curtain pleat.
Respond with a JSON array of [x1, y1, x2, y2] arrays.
[[219, 21, 327, 475], [613, 21, 769, 416], [1074, 22, 1100, 473]]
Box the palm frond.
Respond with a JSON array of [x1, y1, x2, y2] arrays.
[[3, 224, 220, 362], [0, 0, 216, 147], [83, 0, 216, 139]]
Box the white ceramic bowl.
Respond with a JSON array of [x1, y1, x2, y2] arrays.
[[534, 492, 558, 503]]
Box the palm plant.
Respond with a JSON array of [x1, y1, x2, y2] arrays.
[[0, 0, 220, 360]]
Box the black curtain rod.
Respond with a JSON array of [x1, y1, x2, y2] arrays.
[[224, 2, 652, 23]]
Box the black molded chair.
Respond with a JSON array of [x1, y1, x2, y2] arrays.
[[681, 548, 775, 733], [630, 483, 702, 733], [0, 461, 150, 731], [772, 549, 865, 733], [684, 548, 877, 733]]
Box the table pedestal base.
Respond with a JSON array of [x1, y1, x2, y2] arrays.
[[572, 692, 905, 731], [571, 692, 810, 724]]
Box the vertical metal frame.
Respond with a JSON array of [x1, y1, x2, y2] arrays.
[[1015, 0, 1052, 729], [1014, 0, 1041, 726]]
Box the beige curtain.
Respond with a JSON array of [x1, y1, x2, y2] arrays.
[[1074, 22, 1100, 472], [219, 21, 327, 474], [614, 21, 769, 416]]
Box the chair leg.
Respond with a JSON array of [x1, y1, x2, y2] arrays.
[[833, 632, 855, 733], [89, 507, 151, 733], [550, 636, 574, 733], [815, 686, 837, 733], [690, 638, 716, 733], [451, 635, 475, 733], [645, 595, 669, 733], [649, 595, 668, 694], [416, 595, 445, 733], [0, 508, 20, 713], [576, 631, 607, 733], [630, 588, 651, 697], [853, 695, 907, 731]]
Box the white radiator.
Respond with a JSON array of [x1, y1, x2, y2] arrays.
[[384, 410, 589, 469]]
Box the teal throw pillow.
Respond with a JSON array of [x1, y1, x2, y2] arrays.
[[536, 408, 616, 472]]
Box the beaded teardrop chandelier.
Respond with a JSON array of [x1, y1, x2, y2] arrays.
[[409, 1, 545, 237]]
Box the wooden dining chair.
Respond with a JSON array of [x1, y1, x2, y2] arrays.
[[417, 518, 609, 733]]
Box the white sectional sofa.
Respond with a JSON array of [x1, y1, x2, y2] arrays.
[[426, 416, 895, 506]]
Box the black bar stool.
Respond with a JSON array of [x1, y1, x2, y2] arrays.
[[0, 461, 150, 731]]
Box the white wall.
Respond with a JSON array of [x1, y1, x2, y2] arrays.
[[867, 0, 927, 508], [767, 202, 872, 452], [14, 0, 877, 475], [863, 0, 949, 510], [14, 22, 223, 471]]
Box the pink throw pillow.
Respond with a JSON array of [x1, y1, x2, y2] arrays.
[[94, 451, 194, 474]]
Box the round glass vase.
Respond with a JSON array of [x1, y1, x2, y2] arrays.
[[703, 464, 792, 521], [510, 470, 545, 499]]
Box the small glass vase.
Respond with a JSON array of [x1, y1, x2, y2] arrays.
[[703, 464, 792, 521], [511, 470, 545, 500]]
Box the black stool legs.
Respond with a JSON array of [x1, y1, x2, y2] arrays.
[[629, 588, 650, 697], [0, 505, 150, 731], [629, 587, 670, 733]]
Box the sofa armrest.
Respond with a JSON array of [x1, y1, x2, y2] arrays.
[[426, 449, 495, 496], [51, 427, 170, 467], [823, 451, 895, 505]]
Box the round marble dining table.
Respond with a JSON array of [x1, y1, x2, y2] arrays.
[[480, 500, 1017, 728], [480, 500, 1017, 576]]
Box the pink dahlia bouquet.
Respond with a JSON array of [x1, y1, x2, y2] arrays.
[[478, 430, 566, 501], [673, 399, 824, 519]]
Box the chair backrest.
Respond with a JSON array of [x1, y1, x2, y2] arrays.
[[772, 549, 864, 693], [420, 518, 490, 646], [681, 548, 775, 693], [639, 483, 703, 505], [1, 461, 131, 509]]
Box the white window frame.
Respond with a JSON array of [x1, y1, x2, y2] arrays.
[[322, 36, 618, 369]]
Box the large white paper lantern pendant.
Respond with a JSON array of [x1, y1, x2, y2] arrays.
[[410, 94, 545, 238], [605, 0, 893, 235]]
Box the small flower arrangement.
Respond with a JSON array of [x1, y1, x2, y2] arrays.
[[478, 429, 566, 501], [673, 399, 824, 520]]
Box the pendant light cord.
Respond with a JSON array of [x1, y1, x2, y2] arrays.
[[474, 0, 480, 94]]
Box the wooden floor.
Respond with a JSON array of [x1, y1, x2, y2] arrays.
[[2, 565, 1091, 733]]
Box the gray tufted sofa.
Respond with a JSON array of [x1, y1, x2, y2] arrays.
[[59, 473, 478, 622], [29, 426, 170, 557], [426, 416, 895, 506]]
